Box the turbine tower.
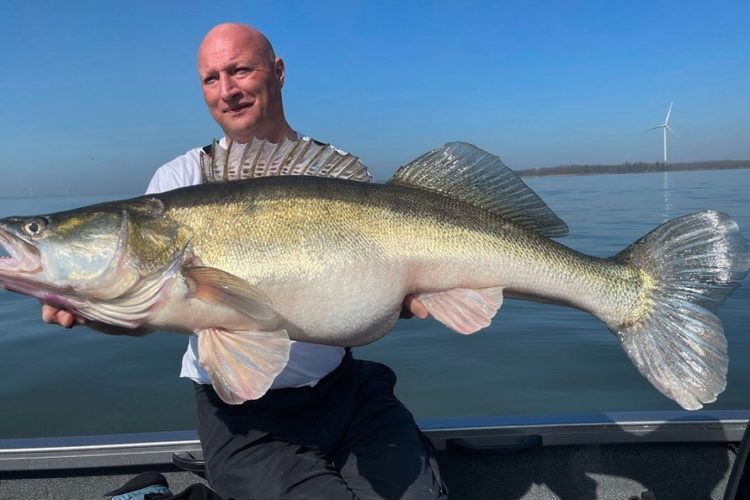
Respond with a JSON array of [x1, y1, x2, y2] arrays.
[[646, 102, 678, 163]]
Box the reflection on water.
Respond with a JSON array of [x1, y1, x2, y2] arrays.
[[662, 171, 671, 221], [0, 170, 748, 438]]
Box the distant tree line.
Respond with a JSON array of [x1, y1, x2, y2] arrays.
[[516, 160, 750, 177]]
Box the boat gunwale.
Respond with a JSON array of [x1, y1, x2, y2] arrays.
[[1, 410, 747, 472]]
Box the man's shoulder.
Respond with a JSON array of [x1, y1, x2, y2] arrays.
[[146, 146, 207, 194], [162, 145, 207, 170]]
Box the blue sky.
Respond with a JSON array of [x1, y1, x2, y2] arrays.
[[1, 1, 748, 196]]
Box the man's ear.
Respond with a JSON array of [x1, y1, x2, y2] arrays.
[[275, 57, 285, 87]]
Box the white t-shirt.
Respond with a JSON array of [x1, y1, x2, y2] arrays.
[[146, 138, 346, 389]]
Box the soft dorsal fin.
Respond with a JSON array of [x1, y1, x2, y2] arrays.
[[201, 137, 372, 183], [388, 142, 568, 238]]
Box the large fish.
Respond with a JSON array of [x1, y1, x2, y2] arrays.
[[0, 141, 747, 409]]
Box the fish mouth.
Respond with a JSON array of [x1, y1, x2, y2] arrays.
[[0, 228, 42, 275]]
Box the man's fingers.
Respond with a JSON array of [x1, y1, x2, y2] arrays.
[[41, 303, 85, 328], [57, 310, 77, 328], [409, 299, 429, 320], [41, 304, 59, 324], [403, 295, 429, 320]]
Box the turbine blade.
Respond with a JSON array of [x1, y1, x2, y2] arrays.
[[666, 125, 684, 141], [645, 125, 665, 132], [665, 101, 673, 124]]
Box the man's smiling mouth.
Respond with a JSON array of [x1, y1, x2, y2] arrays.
[[225, 103, 252, 113]]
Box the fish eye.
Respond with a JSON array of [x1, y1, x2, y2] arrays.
[[23, 218, 47, 236]]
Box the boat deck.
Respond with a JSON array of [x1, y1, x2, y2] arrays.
[[1, 411, 747, 499]]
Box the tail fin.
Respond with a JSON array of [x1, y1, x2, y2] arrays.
[[612, 211, 749, 410]]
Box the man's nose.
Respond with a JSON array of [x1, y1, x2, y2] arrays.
[[219, 74, 240, 100]]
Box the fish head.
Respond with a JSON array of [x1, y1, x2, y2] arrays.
[[0, 198, 191, 304]]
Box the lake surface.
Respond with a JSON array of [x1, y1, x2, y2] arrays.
[[0, 169, 748, 439]]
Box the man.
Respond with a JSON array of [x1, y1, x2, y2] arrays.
[[43, 23, 447, 499]]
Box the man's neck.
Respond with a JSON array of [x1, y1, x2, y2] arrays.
[[227, 121, 296, 144]]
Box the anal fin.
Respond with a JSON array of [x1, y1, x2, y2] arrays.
[[416, 286, 504, 335], [198, 327, 291, 404]]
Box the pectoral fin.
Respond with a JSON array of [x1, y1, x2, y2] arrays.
[[183, 266, 276, 321], [416, 287, 504, 335], [198, 327, 291, 404]]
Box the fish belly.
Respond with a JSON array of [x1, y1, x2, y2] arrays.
[[262, 262, 411, 346]]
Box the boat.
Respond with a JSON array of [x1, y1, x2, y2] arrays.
[[2, 410, 748, 499]]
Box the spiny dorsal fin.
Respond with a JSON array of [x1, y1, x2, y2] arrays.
[[389, 142, 568, 238], [201, 137, 372, 183]]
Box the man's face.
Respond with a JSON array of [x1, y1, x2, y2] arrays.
[[197, 34, 285, 143]]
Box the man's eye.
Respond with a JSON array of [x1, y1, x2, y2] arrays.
[[202, 76, 217, 85]]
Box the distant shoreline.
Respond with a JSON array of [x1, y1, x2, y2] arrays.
[[2, 162, 748, 198], [516, 160, 750, 178]]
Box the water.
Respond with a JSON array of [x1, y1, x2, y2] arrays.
[[0, 170, 748, 439]]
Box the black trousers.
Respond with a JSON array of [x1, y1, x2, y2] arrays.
[[194, 353, 447, 500]]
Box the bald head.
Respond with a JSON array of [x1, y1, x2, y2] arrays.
[[196, 23, 294, 143], [198, 23, 275, 66]]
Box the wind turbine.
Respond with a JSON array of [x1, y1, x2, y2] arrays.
[[646, 102, 679, 163]]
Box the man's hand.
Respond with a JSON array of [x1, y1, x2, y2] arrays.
[[41, 303, 86, 328], [401, 295, 429, 320]]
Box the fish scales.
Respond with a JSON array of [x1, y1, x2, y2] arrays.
[[158, 176, 643, 336], [0, 141, 746, 408]]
